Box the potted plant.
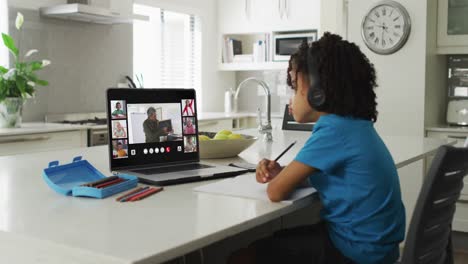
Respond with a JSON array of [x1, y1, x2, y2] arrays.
[[0, 12, 50, 128]]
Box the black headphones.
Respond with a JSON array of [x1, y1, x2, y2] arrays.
[[306, 48, 326, 108]]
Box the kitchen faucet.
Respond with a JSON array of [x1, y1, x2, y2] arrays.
[[235, 77, 273, 141]]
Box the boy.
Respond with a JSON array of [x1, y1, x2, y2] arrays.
[[230, 33, 405, 264]]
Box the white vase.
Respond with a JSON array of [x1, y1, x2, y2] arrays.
[[0, 98, 24, 128]]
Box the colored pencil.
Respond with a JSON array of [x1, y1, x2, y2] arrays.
[[274, 141, 297, 162], [81, 176, 119, 187], [115, 186, 145, 201], [120, 186, 151, 202], [95, 178, 126, 189], [128, 187, 163, 202]]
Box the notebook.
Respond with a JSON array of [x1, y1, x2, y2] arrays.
[[193, 174, 317, 204]]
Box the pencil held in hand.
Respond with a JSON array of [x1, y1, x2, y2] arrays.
[[256, 159, 282, 183], [256, 141, 297, 184], [274, 141, 297, 162]]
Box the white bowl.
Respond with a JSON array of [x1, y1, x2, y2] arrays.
[[199, 132, 258, 159]]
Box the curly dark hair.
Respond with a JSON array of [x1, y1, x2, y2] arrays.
[[287, 32, 378, 122]]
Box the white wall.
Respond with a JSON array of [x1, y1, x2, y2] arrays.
[[7, 1, 133, 121], [0, 0, 9, 68], [135, 0, 235, 113], [9, 0, 233, 116], [347, 0, 428, 137], [8, 0, 65, 10], [347, 0, 449, 239]]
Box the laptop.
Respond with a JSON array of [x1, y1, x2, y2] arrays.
[[106, 88, 248, 186]]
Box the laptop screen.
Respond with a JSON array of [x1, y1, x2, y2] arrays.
[[107, 88, 199, 170]]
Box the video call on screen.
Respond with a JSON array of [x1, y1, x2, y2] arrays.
[[109, 97, 198, 162]]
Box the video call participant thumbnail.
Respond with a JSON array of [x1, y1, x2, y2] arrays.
[[112, 120, 127, 139], [113, 140, 128, 159], [143, 107, 171, 143], [184, 136, 197, 153], [183, 117, 196, 134], [111, 101, 127, 119], [182, 99, 195, 116]]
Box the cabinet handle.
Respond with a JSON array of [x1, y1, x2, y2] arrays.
[[245, 0, 250, 20], [284, 0, 289, 20], [0, 135, 51, 144], [278, 0, 283, 19]]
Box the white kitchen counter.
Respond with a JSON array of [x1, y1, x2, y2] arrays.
[[426, 126, 468, 133], [198, 111, 283, 122], [0, 129, 455, 264], [0, 122, 88, 137], [0, 112, 279, 138]]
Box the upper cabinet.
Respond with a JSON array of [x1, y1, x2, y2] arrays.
[[218, 0, 321, 34], [438, 0, 468, 53]]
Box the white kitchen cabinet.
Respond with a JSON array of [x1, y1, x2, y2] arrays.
[[218, 0, 321, 34], [453, 202, 468, 233], [426, 129, 468, 232], [218, 0, 254, 34], [198, 119, 233, 132], [0, 130, 87, 156], [437, 0, 468, 53], [276, 0, 321, 32]]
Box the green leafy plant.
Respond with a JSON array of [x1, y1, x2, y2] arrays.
[[0, 12, 50, 102]]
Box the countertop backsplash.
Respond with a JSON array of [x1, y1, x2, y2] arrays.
[[236, 70, 292, 114], [7, 7, 133, 122]]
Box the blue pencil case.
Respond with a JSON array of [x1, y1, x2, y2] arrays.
[[43, 156, 138, 199]]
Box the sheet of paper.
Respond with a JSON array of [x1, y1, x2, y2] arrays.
[[193, 173, 316, 204]]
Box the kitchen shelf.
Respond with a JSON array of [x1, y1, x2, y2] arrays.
[[218, 62, 288, 71]]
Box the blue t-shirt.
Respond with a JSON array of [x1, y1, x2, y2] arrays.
[[295, 114, 405, 264]]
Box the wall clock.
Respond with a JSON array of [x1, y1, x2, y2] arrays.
[[361, 0, 411, 55]]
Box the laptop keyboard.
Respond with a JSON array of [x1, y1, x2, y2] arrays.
[[130, 163, 213, 175]]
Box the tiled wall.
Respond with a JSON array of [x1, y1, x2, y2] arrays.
[[235, 70, 292, 115], [7, 7, 133, 121]]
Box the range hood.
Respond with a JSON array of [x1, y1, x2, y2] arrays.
[[39, 3, 149, 24]]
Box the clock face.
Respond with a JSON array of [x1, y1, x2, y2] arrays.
[[361, 1, 411, 55]]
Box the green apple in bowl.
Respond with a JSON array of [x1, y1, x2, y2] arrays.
[[217, 129, 232, 136], [228, 133, 243, 140], [214, 129, 233, 140], [213, 133, 229, 140], [199, 135, 211, 141], [198, 131, 258, 159]]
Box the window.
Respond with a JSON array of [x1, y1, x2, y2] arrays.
[[0, 0, 8, 67], [133, 5, 202, 104]]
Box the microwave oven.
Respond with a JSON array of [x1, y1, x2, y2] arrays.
[[273, 31, 317, 61]]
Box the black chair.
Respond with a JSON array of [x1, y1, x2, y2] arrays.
[[401, 145, 468, 264]]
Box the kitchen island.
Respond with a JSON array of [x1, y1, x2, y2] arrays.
[[0, 123, 88, 156], [0, 128, 456, 264]]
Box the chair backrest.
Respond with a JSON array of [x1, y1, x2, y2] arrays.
[[401, 145, 468, 264]]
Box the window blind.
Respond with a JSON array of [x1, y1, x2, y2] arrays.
[[133, 5, 201, 103]]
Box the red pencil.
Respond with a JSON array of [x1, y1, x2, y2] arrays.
[[115, 186, 145, 201], [95, 178, 126, 189], [128, 187, 163, 202]]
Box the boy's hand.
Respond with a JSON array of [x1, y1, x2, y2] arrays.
[[256, 159, 282, 184]]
